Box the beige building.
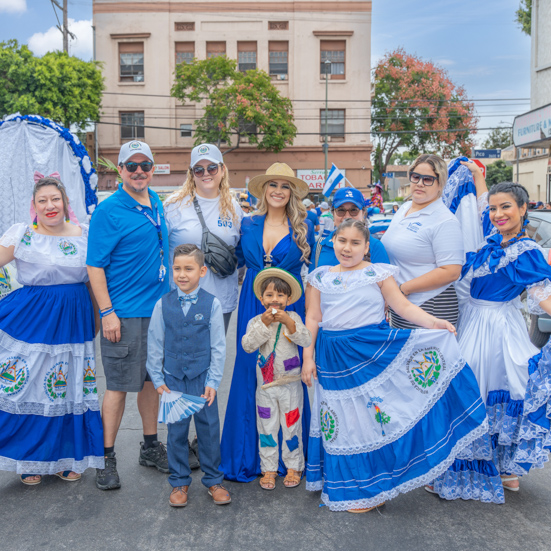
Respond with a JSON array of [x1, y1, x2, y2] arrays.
[[512, 0, 551, 201], [93, 0, 373, 193]]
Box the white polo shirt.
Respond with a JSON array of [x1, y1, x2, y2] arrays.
[[381, 198, 464, 306], [165, 194, 243, 313]]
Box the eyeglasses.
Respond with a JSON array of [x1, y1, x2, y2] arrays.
[[335, 207, 361, 217], [192, 163, 221, 177], [120, 161, 154, 173], [409, 172, 438, 186]]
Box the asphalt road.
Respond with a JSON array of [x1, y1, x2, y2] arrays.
[[1, 311, 551, 551]]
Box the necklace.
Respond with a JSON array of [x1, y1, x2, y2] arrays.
[[332, 265, 355, 290], [265, 218, 287, 227]]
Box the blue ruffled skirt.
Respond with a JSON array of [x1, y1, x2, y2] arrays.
[[0, 284, 104, 474], [433, 298, 551, 503], [305, 323, 487, 511]]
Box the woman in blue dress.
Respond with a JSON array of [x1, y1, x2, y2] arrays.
[[220, 163, 314, 482], [430, 181, 551, 502]]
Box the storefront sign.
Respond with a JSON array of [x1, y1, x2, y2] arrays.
[[513, 103, 551, 147], [155, 164, 170, 175], [297, 169, 347, 190]]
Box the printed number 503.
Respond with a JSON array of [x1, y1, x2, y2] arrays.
[[218, 219, 232, 228]]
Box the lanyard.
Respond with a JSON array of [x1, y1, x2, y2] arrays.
[[135, 202, 166, 282]]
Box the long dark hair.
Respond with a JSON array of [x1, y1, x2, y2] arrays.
[[333, 218, 371, 261], [488, 182, 530, 224]]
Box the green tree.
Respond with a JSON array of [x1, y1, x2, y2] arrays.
[[515, 0, 532, 36], [485, 160, 513, 188], [171, 56, 296, 154], [482, 127, 513, 150], [0, 40, 103, 130], [371, 48, 477, 189], [389, 150, 417, 165]]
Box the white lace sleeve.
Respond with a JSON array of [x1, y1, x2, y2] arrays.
[[477, 192, 489, 220], [526, 279, 551, 315], [0, 223, 27, 249]]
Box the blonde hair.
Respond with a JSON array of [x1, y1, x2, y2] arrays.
[[255, 181, 311, 263], [408, 153, 448, 194], [164, 164, 239, 223]]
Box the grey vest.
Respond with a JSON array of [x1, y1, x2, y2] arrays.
[[161, 288, 214, 383]]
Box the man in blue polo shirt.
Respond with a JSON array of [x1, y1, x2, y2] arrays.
[[87, 140, 170, 491], [303, 198, 320, 233], [309, 187, 389, 272]]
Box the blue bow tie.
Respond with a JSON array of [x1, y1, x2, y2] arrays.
[[179, 294, 198, 306], [461, 233, 507, 279]]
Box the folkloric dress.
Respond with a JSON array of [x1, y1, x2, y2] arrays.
[[220, 214, 314, 482], [0, 223, 103, 474], [306, 263, 487, 511], [432, 234, 551, 503]]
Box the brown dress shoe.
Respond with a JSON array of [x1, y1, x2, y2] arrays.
[[208, 484, 231, 505], [169, 485, 189, 507]]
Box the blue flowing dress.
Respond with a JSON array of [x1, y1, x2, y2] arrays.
[[220, 214, 314, 482]]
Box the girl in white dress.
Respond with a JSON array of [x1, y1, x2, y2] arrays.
[[302, 219, 487, 512], [0, 175, 103, 485]]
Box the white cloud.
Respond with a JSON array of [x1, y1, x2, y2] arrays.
[[436, 59, 455, 67], [0, 0, 26, 14], [28, 19, 93, 60]]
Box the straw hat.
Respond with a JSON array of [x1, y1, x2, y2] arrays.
[[253, 268, 303, 305], [247, 163, 310, 200]]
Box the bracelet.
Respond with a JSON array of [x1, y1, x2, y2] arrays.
[[100, 305, 113, 312], [99, 307, 115, 318], [399, 284, 406, 295]]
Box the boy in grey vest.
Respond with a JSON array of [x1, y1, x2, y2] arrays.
[[146, 244, 230, 507], [242, 268, 312, 491]]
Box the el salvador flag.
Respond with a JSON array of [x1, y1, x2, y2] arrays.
[[322, 164, 344, 197]]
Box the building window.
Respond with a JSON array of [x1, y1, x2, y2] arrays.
[[120, 112, 144, 142], [320, 109, 345, 139], [269, 41, 288, 79], [239, 118, 257, 135], [119, 42, 144, 82], [238, 42, 257, 72], [320, 40, 345, 79], [175, 42, 194, 65], [207, 41, 226, 58], [180, 124, 192, 137]]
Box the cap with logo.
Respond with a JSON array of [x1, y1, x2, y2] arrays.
[[190, 143, 224, 168], [118, 141, 154, 164], [332, 187, 365, 210], [303, 198, 314, 208]]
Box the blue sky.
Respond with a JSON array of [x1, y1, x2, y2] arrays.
[[0, 0, 532, 145]]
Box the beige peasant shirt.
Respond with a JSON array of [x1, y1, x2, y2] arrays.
[[242, 311, 312, 389]]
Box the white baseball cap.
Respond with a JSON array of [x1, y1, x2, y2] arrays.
[[320, 201, 329, 209], [190, 143, 224, 167], [303, 198, 314, 207], [118, 141, 154, 164]]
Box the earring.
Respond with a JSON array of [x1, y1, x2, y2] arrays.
[[33, 216, 38, 229]]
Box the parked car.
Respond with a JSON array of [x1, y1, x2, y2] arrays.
[[521, 210, 551, 347], [368, 213, 393, 240]]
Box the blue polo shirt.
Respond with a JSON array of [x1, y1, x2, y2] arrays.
[[87, 183, 169, 318], [307, 210, 320, 228], [309, 230, 389, 272]]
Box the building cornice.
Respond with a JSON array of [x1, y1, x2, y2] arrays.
[[110, 32, 151, 39], [313, 31, 354, 36]]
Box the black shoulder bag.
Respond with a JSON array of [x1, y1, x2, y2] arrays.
[[193, 197, 238, 278]]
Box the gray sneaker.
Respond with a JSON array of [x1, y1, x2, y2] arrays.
[[96, 452, 121, 490], [139, 441, 169, 473]]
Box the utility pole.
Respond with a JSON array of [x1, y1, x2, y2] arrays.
[[51, 0, 75, 53]]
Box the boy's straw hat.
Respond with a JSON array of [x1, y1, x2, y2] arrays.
[[247, 163, 310, 200], [253, 267, 303, 305]]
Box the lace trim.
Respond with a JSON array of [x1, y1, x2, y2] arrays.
[[0, 330, 94, 357], [314, 420, 489, 510], [432, 467, 505, 504], [0, 454, 104, 475], [526, 279, 551, 315], [0, 397, 100, 417], [317, 330, 420, 400], [0, 223, 26, 248], [320, 357, 472, 455], [478, 192, 489, 219], [468, 239, 543, 279], [308, 264, 400, 294], [305, 480, 324, 491], [525, 346, 551, 415]]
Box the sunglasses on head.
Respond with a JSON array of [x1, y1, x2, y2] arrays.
[[409, 172, 438, 186], [335, 206, 361, 216], [120, 161, 154, 173], [192, 163, 221, 177]]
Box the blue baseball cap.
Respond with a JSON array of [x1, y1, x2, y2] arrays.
[[332, 187, 365, 210]]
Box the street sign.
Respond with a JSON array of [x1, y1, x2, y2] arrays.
[[473, 159, 486, 178], [472, 149, 501, 159], [155, 164, 170, 175], [297, 169, 347, 191], [382, 172, 395, 178]]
